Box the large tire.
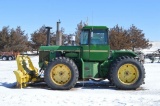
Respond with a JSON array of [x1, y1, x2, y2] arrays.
[[44, 57, 79, 90], [110, 56, 145, 90]]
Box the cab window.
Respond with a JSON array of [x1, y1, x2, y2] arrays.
[[80, 30, 89, 44], [90, 30, 107, 45]]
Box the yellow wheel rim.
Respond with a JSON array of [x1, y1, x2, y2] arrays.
[[50, 64, 71, 85], [118, 64, 139, 85]]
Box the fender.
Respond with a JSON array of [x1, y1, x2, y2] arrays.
[[109, 50, 137, 61]]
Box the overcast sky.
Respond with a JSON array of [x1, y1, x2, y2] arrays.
[[0, 0, 160, 41]]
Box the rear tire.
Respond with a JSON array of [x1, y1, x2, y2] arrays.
[[44, 57, 79, 90], [110, 56, 145, 90]]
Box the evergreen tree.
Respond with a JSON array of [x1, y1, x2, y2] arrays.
[[9, 27, 28, 52], [128, 25, 152, 51], [109, 24, 152, 51], [0, 26, 28, 52], [109, 25, 130, 50], [0, 26, 10, 51]]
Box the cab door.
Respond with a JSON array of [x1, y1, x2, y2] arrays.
[[80, 30, 90, 60], [89, 29, 110, 61]]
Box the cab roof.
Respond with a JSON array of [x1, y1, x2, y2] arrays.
[[82, 26, 108, 30]]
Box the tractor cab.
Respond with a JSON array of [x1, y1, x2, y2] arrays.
[[80, 26, 110, 61]]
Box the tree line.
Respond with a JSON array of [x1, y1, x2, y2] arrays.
[[0, 21, 151, 53], [109, 24, 152, 51]]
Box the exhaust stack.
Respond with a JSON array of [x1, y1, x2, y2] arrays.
[[45, 26, 52, 46], [56, 20, 62, 45]]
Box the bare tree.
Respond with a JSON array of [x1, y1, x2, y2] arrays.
[[75, 21, 87, 45], [31, 25, 55, 53]]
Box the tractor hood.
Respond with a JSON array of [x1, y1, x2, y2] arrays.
[[39, 46, 81, 68], [39, 45, 81, 52]]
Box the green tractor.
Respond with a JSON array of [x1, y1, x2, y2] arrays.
[[14, 26, 145, 90]]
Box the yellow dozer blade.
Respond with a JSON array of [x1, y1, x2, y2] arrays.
[[14, 55, 40, 88]]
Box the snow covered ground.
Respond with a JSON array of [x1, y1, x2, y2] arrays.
[[142, 41, 160, 55], [0, 56, 160, 106]]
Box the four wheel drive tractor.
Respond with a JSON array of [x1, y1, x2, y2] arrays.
[[14, 26, 145, 90]]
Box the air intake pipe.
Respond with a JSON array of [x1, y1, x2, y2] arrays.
[[45, 26, 52, 46]]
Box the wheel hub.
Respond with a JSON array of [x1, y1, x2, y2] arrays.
[[118, 64, 139, 85], [59, 71, 63, 76], [50, 64, 71, 85]]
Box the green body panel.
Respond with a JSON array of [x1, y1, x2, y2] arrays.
[[81, 45, 110, 61], [81, 45, 89, 60], [39, 51, 50, 68], [99, 60, 109, 78], [38, 26, 138, 80], [83, 62, 99, 78], [65, 52, 79, 58], [89, 45, 109, 61]]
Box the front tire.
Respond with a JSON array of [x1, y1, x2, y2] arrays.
[[44, 57, 79, 90], [110, 56, 145, 90]]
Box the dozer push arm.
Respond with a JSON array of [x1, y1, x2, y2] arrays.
[[14, 55, 40, 88]]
